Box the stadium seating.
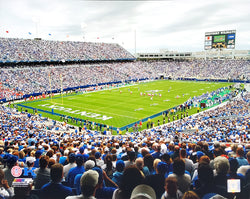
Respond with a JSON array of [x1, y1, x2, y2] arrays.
[[0, 37, 249, 199]]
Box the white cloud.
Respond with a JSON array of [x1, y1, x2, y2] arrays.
[[0, 0, 249, 53]]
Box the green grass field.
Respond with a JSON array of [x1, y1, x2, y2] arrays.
[[17, 80, 232, 130]]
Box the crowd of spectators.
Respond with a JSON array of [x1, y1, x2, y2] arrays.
[[0, 86, 249, 198], [0, 38, 135, 62], [0, 37, 249, 198], [0, 59, 249, 101]]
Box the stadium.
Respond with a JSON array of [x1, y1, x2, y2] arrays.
[[0, 0, 250, 199]]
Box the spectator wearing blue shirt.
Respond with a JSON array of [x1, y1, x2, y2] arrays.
[[40, 163, 73, 199], [236, 147, 248, 167], [74, 160, 95, 195], [66, 154, 85, 187], [151, 144, 162, 160], [112, 160, 125, 187], [93, 167, 116, 199], [33, 150, 43, 168]]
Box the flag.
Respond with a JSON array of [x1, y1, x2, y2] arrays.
[[28, 32, 32, 35], [48, 33, 52, 36]]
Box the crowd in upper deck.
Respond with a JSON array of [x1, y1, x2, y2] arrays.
[[0, 38, 134, 62]]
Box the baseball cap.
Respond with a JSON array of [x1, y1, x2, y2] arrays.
[[95, 152, 101, 159], [75, 154, 84, 165], [7, 155, 18, 166], [116, 160, 125, 172], [80, 170, 99, 187], [84, 160, 95, 170], [197, 151, 205, 160], [156, 161, 168, 175], [79, 147, 85, 154], [35, 150, 43, 157], [68, 153, 76, 162], [26, 157, 35, 164], [130, 184, 156, 199]]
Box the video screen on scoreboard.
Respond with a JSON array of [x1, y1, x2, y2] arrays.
[[204, 30, 236, 50], [213, 35, 225, 43]]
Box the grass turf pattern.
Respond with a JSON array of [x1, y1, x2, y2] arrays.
[[18, 80, 232, 130]]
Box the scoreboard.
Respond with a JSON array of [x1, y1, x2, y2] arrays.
[[204, 30, 236, 50]]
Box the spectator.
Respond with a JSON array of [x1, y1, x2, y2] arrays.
[[135, 157, 150, 177], [66, 154, 85, 187], [213, 156, 230, 197], [0, 168, 14, 199], [194, 163, 215, 198], [237, 151, 250, 176], [130, 184, 156, 199], [236, 147, 248, 167], [143, 154, 155, 175], [3, 154, 18, 186], [112, 160, 125, 187], [182, 191, 200, 199], [112, 166, 144, 199], [179, 149, 194, 177], [34, 155, 50, 189], [168, 158, 191, 194], [161, 177, 183, 199], [92, 167, 116, 199], [40, 163, 73, 199], [144, 161, 166, 199], [66, 170, 99, 199], [64, 153, 77, 179]]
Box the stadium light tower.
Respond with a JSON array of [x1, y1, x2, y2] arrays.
[[81, 22, 87, 42], [134, 29, 137, 55], [32, 17, 40, 38]]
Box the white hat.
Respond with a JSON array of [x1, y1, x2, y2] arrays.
[[80, 170, 99, 187], [84, 160, 95, 170], [130, 184, 156, 199], [26, 157, 36, 164]]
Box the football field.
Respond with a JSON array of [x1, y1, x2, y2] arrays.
[[18, 80, 232, 130]]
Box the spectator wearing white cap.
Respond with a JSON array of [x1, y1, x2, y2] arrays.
[[66, 170, 99, 199], [130, 184, 156, 199]]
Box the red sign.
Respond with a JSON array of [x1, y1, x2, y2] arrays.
[[11, 166, 22, 177]]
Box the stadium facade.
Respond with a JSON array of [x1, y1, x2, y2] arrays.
[[136, 49, 250, 60]]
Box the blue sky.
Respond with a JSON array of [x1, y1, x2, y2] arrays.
[[0, 0, 249, 53]]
